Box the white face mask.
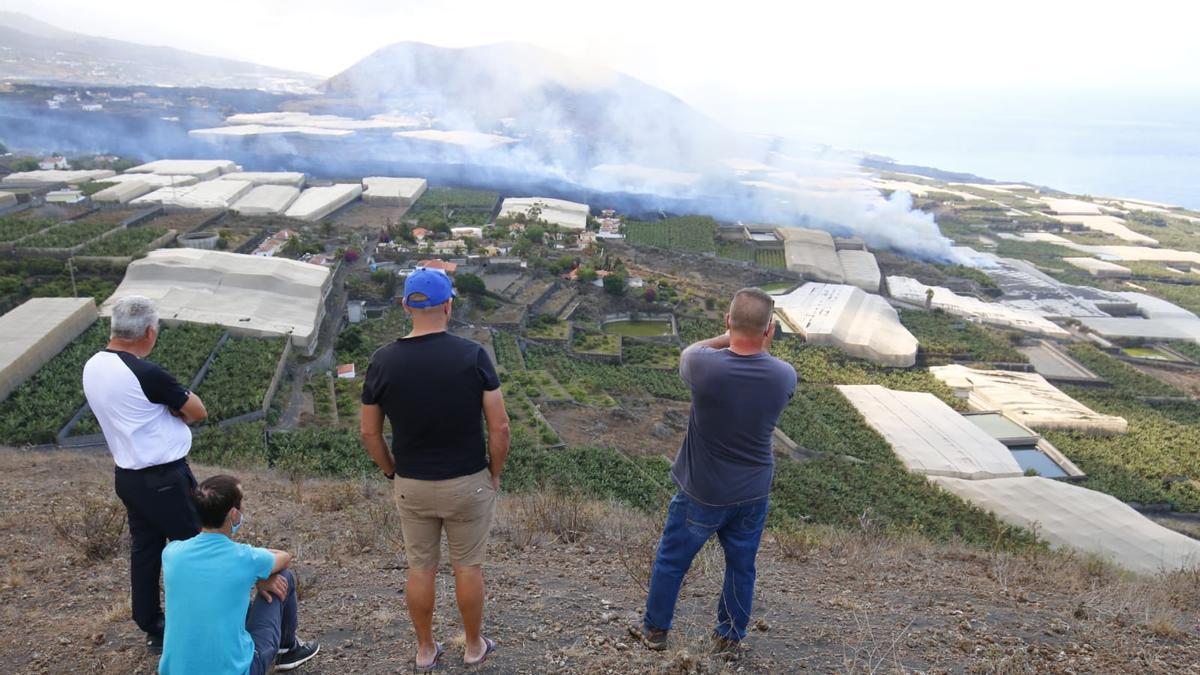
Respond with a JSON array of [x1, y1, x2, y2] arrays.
[[231, 509, 246, 535]]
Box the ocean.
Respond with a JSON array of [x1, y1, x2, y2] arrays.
[[706, 87, 1200, 210]]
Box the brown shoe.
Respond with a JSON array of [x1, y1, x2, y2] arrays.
[[711, 635, 741, 660], [629, 625, 669, 651]]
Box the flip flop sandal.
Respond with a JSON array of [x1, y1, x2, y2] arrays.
[[415, 641, 443, 672], [464, 636, 496, 666]]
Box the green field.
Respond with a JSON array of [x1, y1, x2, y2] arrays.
[[624, 215, 718, 252], [603, 319, 672, 337], [76, 227, 169, 257]]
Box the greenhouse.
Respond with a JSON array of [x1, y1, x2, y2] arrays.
[[285, 184, 363, 221], [778, 228, 844, 283], [132, 179, 253, 209], [837, 384, 1024, 479], [930, 476, 1200, 575], [499, 197, 589, 230], [1063, 257, 1131, 278], [774, 283, 917, 366], [887, 276, 1070, 338], [232, 185, 301, 216], [103, 173, 198, 188], [102, 249, 330, 353], [836, 249, 882, 292], [362, 177, 427, 206], [1, 169, 115, 185], [0, 191, 16, 209], [92, 180, 153, 204], [0, 298, 97, 402], [930, 364, 1128, 434], [125, 160, 239, 181], [218, 172, 306, 187]]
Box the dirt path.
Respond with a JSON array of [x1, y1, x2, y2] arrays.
[[2, 450, 1199, 673]]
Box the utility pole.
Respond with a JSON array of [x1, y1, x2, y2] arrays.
[[66, 257, 78, 297]]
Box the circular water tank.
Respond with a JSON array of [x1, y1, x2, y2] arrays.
[[178, 231, 219, 250]]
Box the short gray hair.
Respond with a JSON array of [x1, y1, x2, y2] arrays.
[[729, 288, 775, 334], [110, 295, 159, 340]]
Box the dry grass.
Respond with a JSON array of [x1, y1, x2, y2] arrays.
[[48, 486, 126, 561]]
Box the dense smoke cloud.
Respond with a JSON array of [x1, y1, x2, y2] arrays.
[[0, 42, 957, 260]]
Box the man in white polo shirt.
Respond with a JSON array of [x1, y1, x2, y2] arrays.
[[82, 295, 210, 653]]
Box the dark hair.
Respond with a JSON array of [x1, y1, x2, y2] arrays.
[[192, 475, 243, 529]]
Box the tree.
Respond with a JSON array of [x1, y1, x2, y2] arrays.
[[524, 225, 545, 245], [320, 221, 335, 237], [12, 157, 38, 171], [576, 266, 598, 284], [455, 272, 487, 295], [603, 273, 627, 296], [282, 235, 303, 257], [344, 248, 360, 264], [925, 288, 935, 310]]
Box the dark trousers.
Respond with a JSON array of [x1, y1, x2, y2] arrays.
[[248, 569, 299, 675], [113, 458, 200, 635]]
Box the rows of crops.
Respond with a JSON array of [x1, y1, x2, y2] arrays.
[[526, 344, 689, 401], [412, 187, 500, 210], [715, 242, 755, 261], [18, 219, 120, 249], [1040, 344, 1200, 510], [0, 320, 109, 445], [898, 308, 1027, 364], [492, 331, 525, 371], [0, 216, 57, 244], [76, 227, 168, 257], [755, 249, 787, 269], [572, 332, 620, 354], [622, 341, 679, 369], [195, 336, 287, 421], [623, 216, 718, 252], [72, 323, 228, 435]]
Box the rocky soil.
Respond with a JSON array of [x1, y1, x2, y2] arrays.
[[2, 449, 1199, 673]]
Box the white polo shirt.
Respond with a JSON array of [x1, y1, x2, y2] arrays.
[[82, 349, 193, 470]]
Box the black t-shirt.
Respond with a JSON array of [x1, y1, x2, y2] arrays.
[[361, 332, 501, 480]]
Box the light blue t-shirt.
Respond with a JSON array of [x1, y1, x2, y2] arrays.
[[159, 532, 276, 675]]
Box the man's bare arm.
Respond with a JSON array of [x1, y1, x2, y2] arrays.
[[174, 393, 208, 424], [684, 332, 731, 354], [482, 388, 510, 490], [360, 404, 396, 476]]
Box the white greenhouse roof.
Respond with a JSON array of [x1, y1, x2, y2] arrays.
[[102, 249, 330, 351], [838, 385, 1023, 479], [0, 297, 97, 403], [931, 476, 1200, 575], [133, 179, 252, 210], [92, 180, 153, 204], [930, 364, 1128, 434], [500, 197, 589, 230], [394, 129, 517, 150], [362, 177, 427, 205], [1078, 317, 1200, 343], [217, 172, 306, 187], [1, 169, 115, 185], [105, 173, 198, 188], [887, 276, 1070, 338], [225, 111, 421, 130], [189, 125, 353, 139], [126, 160, 239, 181], [1050, 214, 1157, 244], [836, 249, 882, 293], [232, 185, 301, 216], [285, 184, 362, 221], [775, 283, 917, 367], [1063, 257, 1131, 278], [1040, 198, 1103, 215], [778, 228, 844, 283], [0, 192, 15, 209]]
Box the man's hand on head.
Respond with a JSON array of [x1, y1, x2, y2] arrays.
[[256, 572, 289, 603]]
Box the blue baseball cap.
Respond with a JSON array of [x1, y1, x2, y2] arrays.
[[404, 267, 457, 308]]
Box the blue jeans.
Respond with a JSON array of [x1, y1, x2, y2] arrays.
[[247, 569, 298, 675], [643, 491, 769, 641]]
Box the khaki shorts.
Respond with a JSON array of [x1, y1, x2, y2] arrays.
[[393, 469, 497, 569]]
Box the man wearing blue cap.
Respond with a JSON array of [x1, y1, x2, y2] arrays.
[[360, 266, 510, 670]]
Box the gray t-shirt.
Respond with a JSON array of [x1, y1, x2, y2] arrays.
[[671, 346, 798, 506]]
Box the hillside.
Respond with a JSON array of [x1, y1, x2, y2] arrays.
[[3, 449, 1198, 673], [322, 41, 733, 168], [0, 12, 320, 92]]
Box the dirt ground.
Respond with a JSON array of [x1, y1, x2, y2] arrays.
[[1130, 363, 1200, 397], [544, 400, 689, 457], [3, 449, 1200, 674]]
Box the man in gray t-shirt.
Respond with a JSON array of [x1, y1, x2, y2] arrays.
[[635, 288, 797, 655]]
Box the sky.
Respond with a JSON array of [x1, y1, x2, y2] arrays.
[[6, 0, 1200, 134]]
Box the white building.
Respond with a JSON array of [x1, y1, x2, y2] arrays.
[[499, 197, 589, 231], [774, 283, 918, 367]]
